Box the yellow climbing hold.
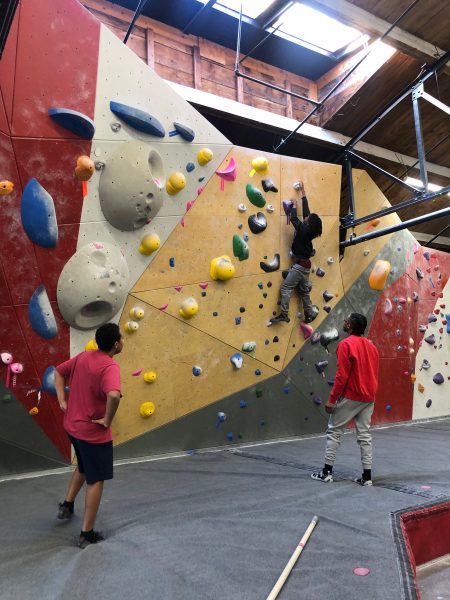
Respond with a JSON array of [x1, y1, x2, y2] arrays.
[[85, 339, 98, 351], [418, 383, 425, 393], [29, 406, 39, 416], [124, 320, 139, 333], [139, 233, 160, 255], [166, 171, 186, 195], [210, 255, 235, 281], [411, 374, 416, 384], [368, 260, 391, 290], [129, 306, 145, 320], [143, 371, 157, 383], [140, 401, 155, 418], [249, 156, 269, 177], [179, 297, 199, 318], [197, 148, 213, 166]]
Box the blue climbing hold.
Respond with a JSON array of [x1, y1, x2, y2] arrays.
[[239, 400, 247, 408], [173, 121, 195, 142], [48, 107, 96, 139], [169, 257, 175, 267], [42, 366, 57, 396], [216, 411, 226, 428], [29, 286, 58, 339], [226, 432, 233, 441], [21, 179, 58, 248], [186, 162, 195, 172], [110, 101, 165, 137]]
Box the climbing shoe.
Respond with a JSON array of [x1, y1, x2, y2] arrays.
[[304, 306, 319, 324], [268, 313, 290, 326]]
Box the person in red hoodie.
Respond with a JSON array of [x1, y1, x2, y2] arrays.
[[55, 322, 123, 547], [311, 313, 380, 486]]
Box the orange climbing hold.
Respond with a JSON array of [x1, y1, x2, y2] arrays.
[[74, 155, 95, 181], [0, 180, 14, 195], [369, 260, 391, 290]]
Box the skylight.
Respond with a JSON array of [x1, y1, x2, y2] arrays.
[[272, 3, 365, 53], [198, 0, 274, 20]]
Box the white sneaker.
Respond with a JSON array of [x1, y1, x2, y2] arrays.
[[311, 471, 333, 483], [353, 477, 373, 486]]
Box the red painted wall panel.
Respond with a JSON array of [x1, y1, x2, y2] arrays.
[[11, 0, 100, 138], [0, 261, 12, 306], [0, 89, 10, 135], [0, 4, 20, 128], [373, 356, 413, 423], [401, 502, 450, 568]]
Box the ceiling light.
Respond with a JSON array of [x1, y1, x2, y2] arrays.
[[404, 176, 443, 192]]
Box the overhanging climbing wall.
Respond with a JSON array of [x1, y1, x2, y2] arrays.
[[0, 0, 448, 473]]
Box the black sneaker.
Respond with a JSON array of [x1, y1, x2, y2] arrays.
[[311, 471, 333, 483], [353, 477, 373, 487], [57, 502, 74, 520], [78, 530, 105, 549], [268, 313, 290, 326]]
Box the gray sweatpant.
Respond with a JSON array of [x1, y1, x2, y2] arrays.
[[280, 264, 314, 316], [324, 397, 374, 469]]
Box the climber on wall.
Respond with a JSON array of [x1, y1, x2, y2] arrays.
[[54, 323, 123, 548], [269, 180, 322, 325]]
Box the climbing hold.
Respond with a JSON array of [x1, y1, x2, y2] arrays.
[[412, 292, 419, 302], [48, 107, 96, 139], [129, 306, 145, 320], [320, 328, 339, 352], [74, 155, 95, 181], [315, 360, 328, 375], [199, 282, 208, 290], [239, 399, 247, 408], [424, 334, 435, 345], [369, 260, 391, 290], [143, 371, 157, 383], [243, 233, 249, 242], [315, 267, 325, 277], [169, 257, 175, 267], [179, 297, 199, 318], [300, 322, 314, 340], [29, 407, 39, 416], [420, 359, 431, 370], [42, 366, 57, 395], [322, 290, 334, 302], [426, 399, 432, 408], [238, 204, 247, 212], [232, 234, 249, 261], [210, 255, 235, 281], [21, 179, 58, 248], [258, 282, 264, 289], [235, 317, 241, 325], [29, 286, 58, 339], [110, 101, 165, 137], [197, 148, 213, 166], [418, 324, 427, 333], [312, 395, 322, 406], [418, 383, 425, 393], [173, 121, 195, 142], [369, 219, 380, 228], [85, 339, 98, 351], [192, 366, 202, 376], [0, 180, 14, 195], [363, 249, 370, 256], [261, 179, 278, 193], [310, 331, 321, 345], [416, 267, 424, 279], [246, 184, 266, 208], [323, 306, 331, 313], [138, 233, 160, 256], [166, 171, 186, 195], [226, 432, 234, 441], [428, 313, 437, 323], [242, 342, 256, 352], [411, 374, 417, 384], [255, 369, 261, 376], [423, 250, 430, 262], [216, 157, 237, 184], [216, 412, 226, 428], [249, 156, 268, 177], [266, 204, 275, 213], [433, 373, 444, 385], [230, 353, 243, 369], [260, 254, 280, 273], [248, 212, 267, 234], [186, 162, 195, 172], [327, 257, 334, 265], [139, 401, 155, 418], [124, 320, 139, 333]]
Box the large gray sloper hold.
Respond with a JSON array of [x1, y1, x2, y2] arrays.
[[57, 242, 130, 330], [99, 140, 165, 231]]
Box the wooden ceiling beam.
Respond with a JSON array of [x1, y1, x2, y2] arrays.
[[302, 0, 449, 73]]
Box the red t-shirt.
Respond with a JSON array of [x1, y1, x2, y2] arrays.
[[56, 351, 121, 443], [329, 335, 379, 405]]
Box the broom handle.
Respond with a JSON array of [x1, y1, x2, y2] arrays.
[[266, 515, 319, 600]]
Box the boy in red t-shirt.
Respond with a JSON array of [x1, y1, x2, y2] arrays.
[[311, 313, 380, 486], [55, 322, 123, 548]]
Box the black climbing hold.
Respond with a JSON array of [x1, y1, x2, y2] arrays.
[[248, 212, 267, 234], [273, 336, 279, 343], [267, 282, 272, 288], [274, 355, 280, 361], [323, 290, 334, 302], [260, 253, 280, 273], [259, 304, 264, 309], [261, 179, 278, 193], [201, 291, 207, 297], [213, 311, 218, 316], [263, 293, 267, 298], [240, 307, 246, 313]]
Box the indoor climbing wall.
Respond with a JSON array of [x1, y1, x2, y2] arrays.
[[0, 0, 448, 473]]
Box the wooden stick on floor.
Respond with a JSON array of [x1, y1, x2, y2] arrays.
[[266, 515, 319, 600]]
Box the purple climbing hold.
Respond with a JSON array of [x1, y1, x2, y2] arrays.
[[416, 267, 424, 279], [312, 395, 322, 406], [315, 360, 328, 375], [426, 399, 432, 408], [424, 334, 435, 345], [323, 306, 331, 313], [323, 290, 334, 302], [418, 324, 427, 333], [420, 359, 431, 371], [433, 373, 444, 385], [428, 313, 437, 323], [327, 378, 335, 387], [423, 251, 430, 262], [315, 267, 325, 277]]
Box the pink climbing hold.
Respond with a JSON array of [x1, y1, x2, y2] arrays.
[[180, 217, 185, 227], [186, 200, 195, 212], [174, 286, 183, 292], [199, 282, 208, 289], [353, 567, 371, 577], [300, 322, 314, 340], [197, 186, 204, 195], [158, 303, 169, 311], [132, 369, 143, 376], [384, 299, 393, 314], [216, 157, 237, 191]]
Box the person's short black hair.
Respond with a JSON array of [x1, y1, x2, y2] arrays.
[[95, 322, 121, 352], [349, 313, 367, 336], [308, 213, 322, 238]]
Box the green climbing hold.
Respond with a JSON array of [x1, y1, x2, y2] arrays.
[[246, 183, 266, 208], [232, 234, 249, 261]]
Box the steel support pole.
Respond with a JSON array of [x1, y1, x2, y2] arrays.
[[411, 84, 428, 190], [347, 150, 421, 194], [340, 206, 450, 247]]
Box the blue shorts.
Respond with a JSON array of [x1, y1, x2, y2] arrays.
[[69, 435, 113, 484]]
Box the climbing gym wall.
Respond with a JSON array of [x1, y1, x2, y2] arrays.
[[0, 0, 448, 473]]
